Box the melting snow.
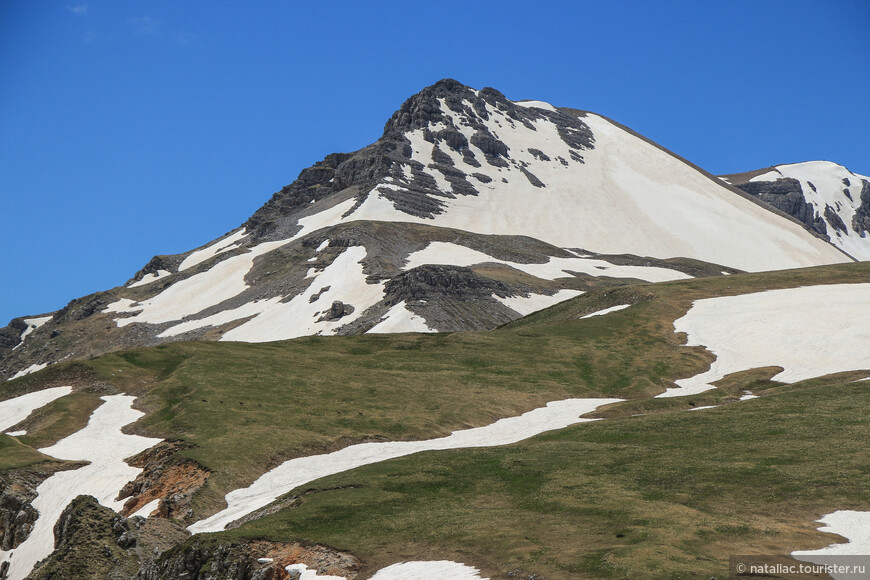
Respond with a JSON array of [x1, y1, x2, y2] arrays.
[[515, 99, 557, 113], [178, 229, 248, 272], [282, 561, 488, 580], [188, 398, 621, 533], [580, 304, 631, 319], [5, 430, 26, 437], [792, 511, 870, 579], [8, 363, 47, 381], [0, 394, 161, 580], [128, 269, 171, 288], [658, 283, 870, 397], [131, 498, 161, 518], [495, 289, 583, 316], [17, 316, 52, 344], [368, 301, 436, 333], [219, 246, 384, 342], [315, 239, 330, 252], [404, 242, 691, 283], [0, 387, 72, 432]]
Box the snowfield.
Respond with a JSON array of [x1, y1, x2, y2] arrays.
[[658, 283, 870, 397], [342, 102, 847, 272], [189, 398, 621, 533], [792, 511, 870, 580], [0, 386, 72, 432], [0, 394, 162, 580]]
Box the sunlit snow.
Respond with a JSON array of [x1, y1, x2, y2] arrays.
[[658, 284, 870, 397]]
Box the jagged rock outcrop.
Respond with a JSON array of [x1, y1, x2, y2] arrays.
[[137, 538, 360, 580], [731, 177, 829, 237], [118, 440, 210, 524]]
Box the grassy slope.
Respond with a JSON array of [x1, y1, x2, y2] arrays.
[[224, 376, 870, 579], [1, 262, 868, 576]]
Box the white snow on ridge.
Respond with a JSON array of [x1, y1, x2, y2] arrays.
[[343, 104, 847, 272], [580, 304, 631, 319], [495, 289, 583, 316], [404, 242, 691, 283], [128, 269, 171, 288], [658, 283, 870, 397], [0, 386, 72, 432], [750, 161, 870, 261], [368, 301, 436, 334], [8, 363, 47, 381], [515, 99, 557, 112], [793, 511, 870, 580], [179, 228, 248, 272], [111, 200, 359, 330], [188, 397, 621, 533], [18, 316, 52, 344], [0, 395, 161, 580]]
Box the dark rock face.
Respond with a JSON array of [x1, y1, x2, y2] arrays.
[[52, 292, 112, 323], [319, 301, 354, 322], [824, 204, 848, 234], [0, 319, 27, 350], [384, 264, 513, 305], [137, 538, 360, 580], [0, 471, 40, 550], [732, 178, 828, 237], [852, 179, 870, 236]]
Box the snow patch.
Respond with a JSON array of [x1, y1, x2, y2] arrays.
[[5, 430, 26, 437], [495, 289, 583, 316], [18, 316, 52, 343], [188, 398, 621, 533], [515, 99, 557, 112], [658, 284, 870, 397], [370, 561, 488, 579], [580, 304, 631, 319], [404, 242, 691, 283], [9, 363, 47, 381], [0, 386, 72, 432], [316, 239, 330, 252], [128, 270, 171, 288], [368, 301, 435, 334], [0, 395, 161, 580], [793, 511, 870, 579], [179, 229, 248, 272], [131, 498, 160, 518]]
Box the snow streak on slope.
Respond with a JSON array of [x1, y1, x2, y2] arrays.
[[105, 200, 360, 330], [344, 100, 846, 272], [285, 561, 488, 580], [0, 386, 72, 432], [0, 395, 161, 580], [658, 284, 870, 397], [15, 316, 52, 347], [189, 398, 621, 533], [404, 242, 692, 283], [368, 301, 436, 333], [495, 289, 583, 316], [580, 304, 631, 319], [749, 161, 870, 260], [128, 269, 171, 288], [178, 228, 248, 271], [7, 363, 47, 381]]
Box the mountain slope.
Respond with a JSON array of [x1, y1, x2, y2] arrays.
[[723, 161, 870, 260], [1, 261, 869, 578], [0, 80, 853, 382]]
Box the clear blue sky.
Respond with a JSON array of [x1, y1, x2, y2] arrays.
[[2, 0, 869, 324]]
